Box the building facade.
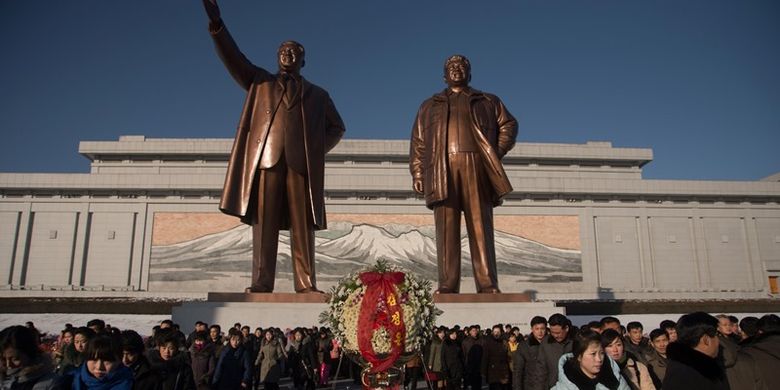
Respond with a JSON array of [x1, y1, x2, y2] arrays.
[[1, 136, 779, 300]]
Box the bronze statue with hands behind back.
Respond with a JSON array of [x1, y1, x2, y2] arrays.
[[202, 0, 345, 293]]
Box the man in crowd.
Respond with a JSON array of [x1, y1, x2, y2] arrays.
[[462, 325, 484, 390], [538, 314, 573, 389], [645, 328, 669, 388], [624, 321, 653, 363]]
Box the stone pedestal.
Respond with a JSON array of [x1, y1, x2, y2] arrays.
[[172, 292, 564, 332]]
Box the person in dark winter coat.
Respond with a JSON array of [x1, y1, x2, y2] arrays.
[[212, 331, 252, 390], [481, 326, 510, 390], [299, 332, 319, 390], [624, 322, 653, 364], [120, 330, 161, 390], [188, 332, 215, 390], [0, 325, 61, 390], [285, 329, 307, 390], [441, 329, 464, 390], [147, 330, 195, 390], [538, 314, 573, 389], [512, 316, 547, 390], [461, 326, 484, 390], [72, 335, 134, 390], [551, 330, 630, 390], [738, 315, 780, 390], [662, 312, 728, 390]]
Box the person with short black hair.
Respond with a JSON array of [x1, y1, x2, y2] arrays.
[[587, 321, 603, 334], [738, 316, 759, 343], [72, 335, 134, 390], [442, 328, 464, 390], [658, 320, 677, 343], [462, 325, 484, 390], [147, 329, 195, 390], [0, 325, 61, 390], [120, 330, 159, 390], [538, 314, 574, 389], [482, 325, 510, 390], [86, 320, 106, 335], [551, 329, 629, 389], [601, 317, 621, 333], [624, 322, 652, 364], [738, 314, 780, 388], [212, 330, 251, 390], [644, 329, 668, 388], [663, 312, 727, 389]]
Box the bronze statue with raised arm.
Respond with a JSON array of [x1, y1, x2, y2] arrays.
[[202, 0, 345, 293], [410, 55, 517, 294]]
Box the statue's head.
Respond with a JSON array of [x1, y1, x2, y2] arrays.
[[278, 41, 305, 74], [443, 54, 471, 88]]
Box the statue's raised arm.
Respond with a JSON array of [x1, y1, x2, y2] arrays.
[[202, 0, 270, 90]]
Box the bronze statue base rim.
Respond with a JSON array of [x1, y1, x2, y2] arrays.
[[208, 292, 329, 303], [433, 292, 531, 303]]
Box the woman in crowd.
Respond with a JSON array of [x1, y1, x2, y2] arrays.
[[256, 329, 285, 390], [425, 327, 446, 390], [59, 327, 96, 374], [147, 329, 195, 390], [285, 329, 307, 390], [53, 327, 75, 369], [441, 328, 464, 390], [212, 329, 251, 390], [118, 330, 159, 390], [0, 325, 60, 390], [71, 335, 134, 390], [601, 329, 655, 390], [188, 332, 215, 390], [552, 330, 630, 390]]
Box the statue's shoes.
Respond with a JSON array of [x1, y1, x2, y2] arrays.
[[297, 287, 325, 294], [434, 287, 457, 294], [245, 286, 273, 293]]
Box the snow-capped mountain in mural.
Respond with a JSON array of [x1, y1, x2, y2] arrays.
[[149, 221, 582, 290]]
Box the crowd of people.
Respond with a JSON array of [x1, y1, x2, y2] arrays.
[[1, 312, 778, 390]]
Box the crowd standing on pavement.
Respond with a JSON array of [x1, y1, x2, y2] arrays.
[[1, 312, 778, 390]]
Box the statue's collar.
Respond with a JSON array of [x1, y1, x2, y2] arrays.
[[433, 87, 483, 101]]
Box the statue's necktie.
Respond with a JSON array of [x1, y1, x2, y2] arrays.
[[284, 76, 298, 108]]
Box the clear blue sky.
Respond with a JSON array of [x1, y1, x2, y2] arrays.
[[1, 1, 778, 180]]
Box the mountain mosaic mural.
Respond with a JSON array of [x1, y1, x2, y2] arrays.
[[149, 213, 582, 292]]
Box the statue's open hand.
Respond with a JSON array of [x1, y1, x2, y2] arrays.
[[202, 0, 221, 22], [413, 179, 424, 195]]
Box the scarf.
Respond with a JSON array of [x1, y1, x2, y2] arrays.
[[73, 363, 134, 390]]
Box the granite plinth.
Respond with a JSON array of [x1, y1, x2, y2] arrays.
[[433, 293, 531, 303], [207, 292, 328, 303], [172, 293, 563, 332]]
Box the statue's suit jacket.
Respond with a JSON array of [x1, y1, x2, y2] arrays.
[[410, 88, 517, 209], [210, 22, 345, 229]]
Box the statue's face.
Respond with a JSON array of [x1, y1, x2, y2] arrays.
[[278, 43, 304, 74], [445, 59, 470, 88]]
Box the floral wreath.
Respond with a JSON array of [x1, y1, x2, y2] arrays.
[[320, 260, 439, 373]]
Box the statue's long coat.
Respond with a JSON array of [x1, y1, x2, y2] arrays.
[[210, 23, 345, 229], [410, 88, 517, 209]]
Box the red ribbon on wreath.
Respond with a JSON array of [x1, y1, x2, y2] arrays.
[[357, 271, 406, 373]]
